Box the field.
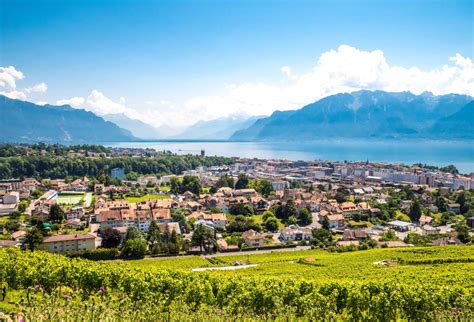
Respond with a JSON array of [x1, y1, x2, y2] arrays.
[[125, 193, 170, 202], [55, 192, 85, 205], [112, 246, 474, 286], [1, 246, 473, 320]]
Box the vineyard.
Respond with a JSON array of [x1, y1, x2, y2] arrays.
[[1, 246, 473, 320]]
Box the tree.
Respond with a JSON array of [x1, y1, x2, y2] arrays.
[[170, 177, 181, 194], [48, 204, 64, 223], [298, 208, 312, 226], [124, 226, 141, 242], [181, 175, 202, 195], [147, 220, 162, 253], [262, 210, 275, 222], [172, 209, 191, 234], [287, 215, 298, 225], [229, 203, 253, 216], [282, 199, 298, 223], [227, 215, 261, 233], [379, 230, 399, 241], [454, 223, 470, 244], [321, 216, 330, 230], [440, 164, 459, 174], [264, 217, 279, 232], [21, 227, 44, 251], [191, 224, 216, 253], [311, 228, 332, 247], [259, 180, 274, 197], [215, 175, 234, 189], [121, 238, 147, 259], [456, 192, 468, 214], [408, 199, 422, 222], [435, 196, 448, 212], [101, 227, 122, 248], [18, 201, 28, 213], [335, 192, 347, 203], [235, 174, 249, 189]]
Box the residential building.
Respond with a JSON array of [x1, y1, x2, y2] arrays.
[[280, 226, 312, 242], [3, 191, 19, 204], [41, 234, 96, 254], [242, 229, 266, 247]]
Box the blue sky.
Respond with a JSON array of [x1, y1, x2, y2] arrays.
[[0, 0, 472, 127]]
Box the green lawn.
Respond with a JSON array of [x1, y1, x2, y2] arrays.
[[125, 194, 170, 202], [56, 193, 85, 205]]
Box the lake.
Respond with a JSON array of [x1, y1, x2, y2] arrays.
[[106, 139, 474, 173]]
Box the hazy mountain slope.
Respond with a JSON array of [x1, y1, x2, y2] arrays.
[[171, 115, 264, 140], [428, 101, 474, 139], [230, 90, 473, 141], [0, 96, 135, 143], [102, 113, 166, 139]]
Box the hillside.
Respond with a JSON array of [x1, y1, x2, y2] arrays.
[[170, 115, 263, 140], [230, 91, 473, 141], [102, 113, 167, 139], [429, 101, 474, 139], [1, 247, 473, 319], [0, 95, 135, 143]]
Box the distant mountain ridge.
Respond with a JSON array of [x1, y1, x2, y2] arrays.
[[169, 115, 264, 140], [102, 113, 170, 139], [231, 90, 474, 141], [0, 96, 135, 143]]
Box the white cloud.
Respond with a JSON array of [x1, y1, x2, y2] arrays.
[[36, 101, 48, 106], [85, 89, 132, 116], [281, 66, 292, 77], [0, 90, 26, 100], [169, 45, 473, 126], [0, 66, 24, 89], [25, 82, 48, 93], [0, 66, 48, 100], [4, 45, 473, 129], [57, 96, 85, 107]]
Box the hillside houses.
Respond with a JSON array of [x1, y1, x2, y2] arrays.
[[94, 200, 172, 232]]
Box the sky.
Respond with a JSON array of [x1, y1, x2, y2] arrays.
[[0, 0, 473, 129]]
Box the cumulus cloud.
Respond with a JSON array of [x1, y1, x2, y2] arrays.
[[3, 45, 473, 129], [281, 66, 292, 77], [172, 45, 473, 125], [85, 89, 132, 115], [25, 82, 48, 93], [0, 66, 48, 100], [0, 90, 27, 100], [0, 66, 24, 89], [57, 96, 85, 107]]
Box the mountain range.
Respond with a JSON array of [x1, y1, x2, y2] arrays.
[[0, 95, 135, 143], [231, 90, 474, 141], [169, 115, 263, 140], [102, 113, 175, 139], [1, 90, 473, 144]]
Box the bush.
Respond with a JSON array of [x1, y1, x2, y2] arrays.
[[121, 238, 147, 259]]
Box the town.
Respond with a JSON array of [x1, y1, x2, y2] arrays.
[[0, 144, 472, 259]]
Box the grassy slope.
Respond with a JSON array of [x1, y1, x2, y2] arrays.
[[109, 246, 474, 287]]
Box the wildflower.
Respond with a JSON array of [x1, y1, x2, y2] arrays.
[[34, 284, 41, 290], [99, 286, 105, 291], [63, 294, 70, 300]]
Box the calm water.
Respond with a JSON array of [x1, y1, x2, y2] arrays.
[[106, 140, 474, 173]]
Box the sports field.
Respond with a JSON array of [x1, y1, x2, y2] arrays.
[[56, 192, 85, 205]]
